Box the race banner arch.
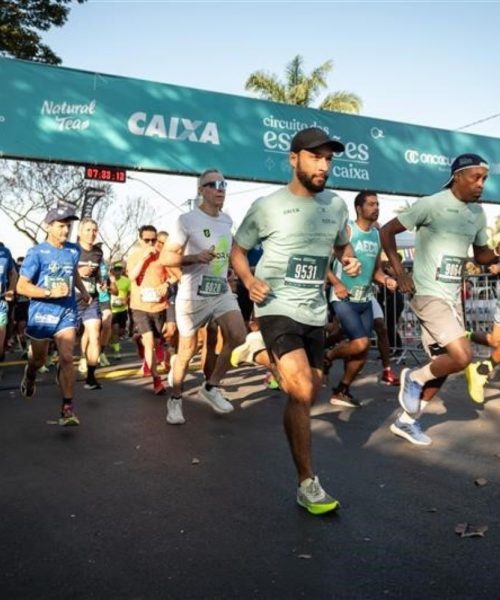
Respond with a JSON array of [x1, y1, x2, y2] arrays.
[[1, 57, 500, 202]]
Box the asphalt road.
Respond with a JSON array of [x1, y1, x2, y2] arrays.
[[1, 349, 499, 599]]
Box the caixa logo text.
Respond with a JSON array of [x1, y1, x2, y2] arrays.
[[405, 149, 452, 166]]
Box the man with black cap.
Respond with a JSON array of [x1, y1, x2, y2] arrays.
[[381, 153, 497, 446], [16, 205, 91, 426], [231, 127, 360, 515]]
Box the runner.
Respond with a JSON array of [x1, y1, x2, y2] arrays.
[[381, 153, 496, 446], [0, 242, 17, 362], [97, 255, 112, 367], [464, 262, 500, 402], [231, 127, 360, 515], [109, 261, 131, 355], [76, 218, 104, 390], [160, 169, 246, 425], [16, 206, 91, 426], [13, 257, 29, 359], [127, 225, 172, 395], [325, 191, 397, 407]]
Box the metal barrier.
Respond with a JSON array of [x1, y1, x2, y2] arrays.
[[376, 274, 499, 364]]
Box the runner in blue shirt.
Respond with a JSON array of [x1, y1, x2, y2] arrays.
[[0, 242, 17, 362], [17, 206, 91, 426]]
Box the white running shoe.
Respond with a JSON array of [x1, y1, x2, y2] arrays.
[[99, 352, 110, 367], [78, 357, 88, 375], [167, 354, 177, 389], [166, 396, 186, 425], [199, 383, 234, 414], [230, 330, 266, 367]]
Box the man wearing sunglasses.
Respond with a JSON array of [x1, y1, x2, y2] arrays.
[[127, 225, 172, 395], [160, 169, 246, 425]]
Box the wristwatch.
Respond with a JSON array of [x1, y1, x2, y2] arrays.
[[44, 288, 51, 298]]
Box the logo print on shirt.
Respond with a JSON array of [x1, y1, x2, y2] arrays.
[[203, 229, 211, 238], [48, 261, 59, 273]]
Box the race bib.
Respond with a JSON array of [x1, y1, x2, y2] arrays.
[[45, 275, 72, 292], [111, 297, 125, 307], [284, 255, 327, 288], [140, 287, 162, 303], [436, 255, 464, 283], [349, 285, 371, 302], [83, 277, 97, 294], [198, 276, 226, 297]]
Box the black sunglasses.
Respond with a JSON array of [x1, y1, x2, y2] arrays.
[[143, 237, 157, 244], [202, 180, 227, 191]]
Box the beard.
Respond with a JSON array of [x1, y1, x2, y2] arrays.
[[296, 166, 329, 194]]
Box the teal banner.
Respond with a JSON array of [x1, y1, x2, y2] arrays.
[[1, 57, 500, 201]]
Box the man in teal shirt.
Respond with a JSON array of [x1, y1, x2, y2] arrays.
[[231, 127, 360, 515], [381, 153, 496, 446], [326, 191, 397, 407]]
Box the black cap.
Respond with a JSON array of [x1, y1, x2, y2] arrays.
[[443, 153, 489, 188], [290, 127, 345, 154], [44, 206, 79, 224]]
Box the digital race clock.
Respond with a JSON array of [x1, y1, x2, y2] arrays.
[[84, 165, 127, 183]]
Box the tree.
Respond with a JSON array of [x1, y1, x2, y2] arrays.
[[0, 159, 111, 243], [95, 195, 156, 262], [0, 0, 86, 64], [0, 159, 157, 261], [245, 55, 362, 114]]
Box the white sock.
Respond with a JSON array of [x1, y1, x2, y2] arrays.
[[399, 411, 415, 425], [410, 364, 434, 386]]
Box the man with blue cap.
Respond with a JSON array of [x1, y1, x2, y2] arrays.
[[381, 153, 497, 446], [16, 205, 91, 426]]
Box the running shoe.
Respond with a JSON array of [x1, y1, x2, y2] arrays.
[[111, 342, 121, 354], [84, 379, 102, 390], [264, 371, 280, 390], [296, 476, 340, 515], [199, 383, 234, 414], [153, 376, 166, 395], [99, 352, 110, 367], [390, 418, 432, 446], [167, 354, 177, 388], [230, 331, 266, 367], [59, 404, 80, 427], [329, 388, 361, 408], [20, 365, 36, 399], [381, 367, 400, 386], [78, 357, 87, 375], [398, 368, 422, 416], [464, 361, 490, 404], [166, 396, 186, 425]]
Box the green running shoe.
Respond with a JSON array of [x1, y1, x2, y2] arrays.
[[297, 476, 340, 515]]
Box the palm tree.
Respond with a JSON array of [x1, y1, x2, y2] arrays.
[[245, 55, 362, 114]]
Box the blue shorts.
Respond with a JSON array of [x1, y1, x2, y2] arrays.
[[0, 300, 8, 327], [330, 300, 373, 340], [78, 298, 102, 323], [26, 306, 79, 341]]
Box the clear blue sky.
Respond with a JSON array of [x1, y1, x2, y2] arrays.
[[5, 0, 500, 254]]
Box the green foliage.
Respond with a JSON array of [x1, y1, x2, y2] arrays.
[[0, 0, 86, 64], [245, 55, 362, 114]]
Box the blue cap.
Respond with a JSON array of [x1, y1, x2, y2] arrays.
[[443, 153, 489, 188], [44, 206, 79, 224]]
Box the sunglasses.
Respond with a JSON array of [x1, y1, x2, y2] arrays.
[[143, 237, 157, 244], [202, 180, 227, 191]]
